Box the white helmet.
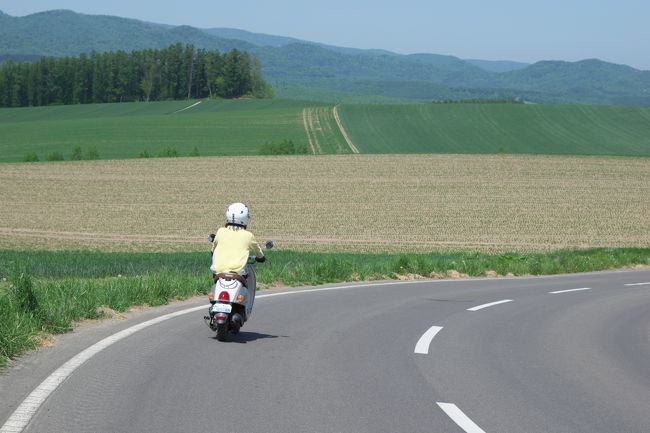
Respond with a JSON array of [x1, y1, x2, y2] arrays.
[[225, 202, 249, 227]]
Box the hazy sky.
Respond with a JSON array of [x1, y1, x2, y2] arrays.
[[1, 0, 648, 70]]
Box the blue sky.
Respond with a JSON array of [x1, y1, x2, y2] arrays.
[[1, 0, 648, 69]]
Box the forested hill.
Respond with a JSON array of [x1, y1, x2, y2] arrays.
[[0, 9, 255, 55], [2, 9, 650, 105], [0, 45, 273, 107]]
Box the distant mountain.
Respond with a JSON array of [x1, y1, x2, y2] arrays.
[[1, 9, 649, 105], [204, 28, 304, 48], [255, 43, 487, 84], [0, 9, 254, 56], [494, 59, 650, 105], [465, 59, 529, 73], [205, 28, 395, 56]]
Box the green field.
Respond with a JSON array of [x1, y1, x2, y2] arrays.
[[0, 99, 315, 162], [2, 100, 650, 162], [338, 103, 650, 156]]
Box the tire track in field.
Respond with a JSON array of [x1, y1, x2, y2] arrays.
[[303, 107, 351, 154], [333, 105, 360, 154], [0, 228, 201, 245], [302, 108, 319, 154], [171, 100, 203, 114]]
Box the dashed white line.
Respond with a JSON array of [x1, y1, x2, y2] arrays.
[[414, 326, 444, 354], [467, 299, 513, 311], [624, 282, 650, 286], [549, 287, 591, 294], [437, 402, 486, 433]]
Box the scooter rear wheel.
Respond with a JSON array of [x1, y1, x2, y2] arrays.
[[216, 322, 228, 341]]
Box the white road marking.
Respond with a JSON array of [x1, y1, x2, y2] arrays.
[[467, 299, 513, 311], [549, 287, 591, 294], [624, 282, 650, 286], [414, 326, 444, 354], [437, 402, 486, 433]]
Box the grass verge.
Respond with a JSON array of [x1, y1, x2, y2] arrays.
[[1, 247, 648, 367]]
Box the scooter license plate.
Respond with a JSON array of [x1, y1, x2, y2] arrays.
[[210, 304, 232, 314]]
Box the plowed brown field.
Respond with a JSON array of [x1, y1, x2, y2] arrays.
[[1, 155, 647, 252]]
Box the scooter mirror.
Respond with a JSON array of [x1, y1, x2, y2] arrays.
[[265, 240, 274, 250]]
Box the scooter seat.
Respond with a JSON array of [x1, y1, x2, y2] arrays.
[[216, 272, 247, 287]]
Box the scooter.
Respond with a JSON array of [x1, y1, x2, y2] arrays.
[[204, 240, 273, 341]]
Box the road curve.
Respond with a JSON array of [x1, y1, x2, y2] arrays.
[[1, 269, 649, 433]]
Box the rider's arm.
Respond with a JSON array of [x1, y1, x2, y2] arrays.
[[250, 234, 264, 259]]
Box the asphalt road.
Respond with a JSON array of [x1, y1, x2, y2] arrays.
[[1, 269, 649, 433]]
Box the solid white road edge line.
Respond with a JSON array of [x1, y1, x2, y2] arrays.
[[0, 305, 206, 433], [467, 299, 513, 311], [414, 326, 444, 355], [549, 287, 591, 294], [624, 282, 650, 286], [437, 402, 486, 433], [0, 278, 464, 433]]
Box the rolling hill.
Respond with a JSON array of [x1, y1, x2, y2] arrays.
[[1, 100, 649, 162], [1, 9, 649, 105]]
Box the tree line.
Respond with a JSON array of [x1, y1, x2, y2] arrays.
[[0, 44, 272, 107]]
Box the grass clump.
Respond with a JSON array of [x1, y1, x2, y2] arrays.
[[84, 147, 99, 160], [259, 139, 309, 155], [0, 289, 42, 368], [71, 146, 99, 161], [22, 152, 39, 162], [158, 146, 179, 158], [70, 146, 83, 160], [46, 151, 64, 161]]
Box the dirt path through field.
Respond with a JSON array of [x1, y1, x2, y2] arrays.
[[333, 105, 360, 154]]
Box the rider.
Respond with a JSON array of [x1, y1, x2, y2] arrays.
[[209, 202, 265, 287]]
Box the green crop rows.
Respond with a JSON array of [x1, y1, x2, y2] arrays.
[[2, 100, 650, 162], [0, 99, 314, 162], [337, 103, 650, 156]]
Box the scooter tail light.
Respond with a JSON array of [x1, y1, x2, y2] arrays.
[[235, 294, 246, 303], [218, 291, 230, 303]]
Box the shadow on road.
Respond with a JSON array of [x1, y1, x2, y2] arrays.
[[213, 331, 288, 343]]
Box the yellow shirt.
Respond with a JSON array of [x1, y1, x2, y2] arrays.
[[210, 226, 264, 273]]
